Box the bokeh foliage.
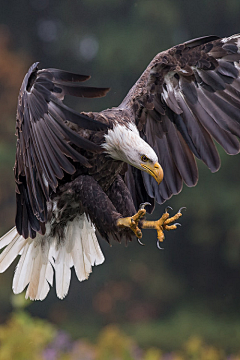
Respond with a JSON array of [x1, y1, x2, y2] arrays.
[[0, 0, 240, 355], [0, 310, 240, 359]]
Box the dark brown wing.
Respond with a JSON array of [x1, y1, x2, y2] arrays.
[[15, 62, 110, 239], [121, 34, 240, 207]]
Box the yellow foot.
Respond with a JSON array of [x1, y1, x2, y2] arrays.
[[141, 206, 186, 248], [117, 204, 148, 238]]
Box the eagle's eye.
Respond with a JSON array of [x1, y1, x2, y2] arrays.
[[141, 155, 149, 162]]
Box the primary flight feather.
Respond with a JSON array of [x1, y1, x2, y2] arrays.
[[1, 33, 240, 299]]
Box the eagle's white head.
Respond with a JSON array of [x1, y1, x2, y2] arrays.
[[102, 123, 163, 184]]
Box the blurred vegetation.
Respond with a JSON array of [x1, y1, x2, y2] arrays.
[[0, 309, 240, 360], [0, 0, 240, 357], [0, 311, 55, 360]]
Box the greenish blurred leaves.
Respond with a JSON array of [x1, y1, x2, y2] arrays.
[[0, 312, 55, 360], [0, 311, 240, 359]]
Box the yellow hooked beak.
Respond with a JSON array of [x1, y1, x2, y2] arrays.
[[141, 162, 164, 185]]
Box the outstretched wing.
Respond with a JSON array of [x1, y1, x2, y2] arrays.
[[122, 34, 240, 208], [15, 62, 109, 239]]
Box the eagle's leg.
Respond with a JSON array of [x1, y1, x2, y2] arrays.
[[117, 209, 146, 239], [141, 207, 185, 243], [117, 208, 146, 239], [59, 175, 124, 237], [108, 175, 146, 238]]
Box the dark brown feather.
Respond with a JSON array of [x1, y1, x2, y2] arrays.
[[121, 34, 240, 205], [15, 63, 110, 238]]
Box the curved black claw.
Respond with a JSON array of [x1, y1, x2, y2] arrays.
[[157, 241, 164, 250], [138, 238, 145, 246], [139, 202, 151, 210], [178, 207, 186, 214], [165, 206, 173, 213]]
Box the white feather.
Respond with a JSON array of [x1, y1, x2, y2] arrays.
[[84, 218, 105, 266], [0, 213, 105, 300], [0, 227, 19, 249], [0, 232, 27, 272], [12, 233, 55, 300], [25, 237, 55, 300], [25, 246, 43, 300], [55, 245, 72, 300], [71, 214, 104, 281], [36, 261, 54, 300], [54, 214, 105, 298], [35, 244, 55, 301], [71, 216, 92, 281], [102, 123, 158, 166], [221, 34, 240, 44], [13, 240, 34, 294]]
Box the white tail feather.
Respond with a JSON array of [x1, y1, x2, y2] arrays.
[[71, 218, 93, 281], [0, 227, 19, 250], [13, 241, 34, 294], [0, 234, 27, 272], [0, 213, 105, 300], [55, 245, 72, 299], [35, 245, 55, 300]]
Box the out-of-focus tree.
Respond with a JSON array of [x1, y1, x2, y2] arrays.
[[0, 26, 28, 235]]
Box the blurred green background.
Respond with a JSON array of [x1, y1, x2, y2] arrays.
[[0, 0, 240, 358]]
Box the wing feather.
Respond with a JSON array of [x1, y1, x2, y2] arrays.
[[163, 116, 198, 186], [121, 34, 240, 205], [15, 62, 110, 238]]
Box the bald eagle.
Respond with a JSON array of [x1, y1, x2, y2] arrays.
[[0, 34, 240, 300]]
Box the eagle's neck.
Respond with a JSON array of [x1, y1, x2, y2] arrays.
[[102, 122, 141, 162]]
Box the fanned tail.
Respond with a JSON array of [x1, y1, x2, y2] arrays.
[[0, 214, 104, 300]]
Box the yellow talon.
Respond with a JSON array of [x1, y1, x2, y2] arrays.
[[117, 206, 185, 243], [141, 208, 184, 244]]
